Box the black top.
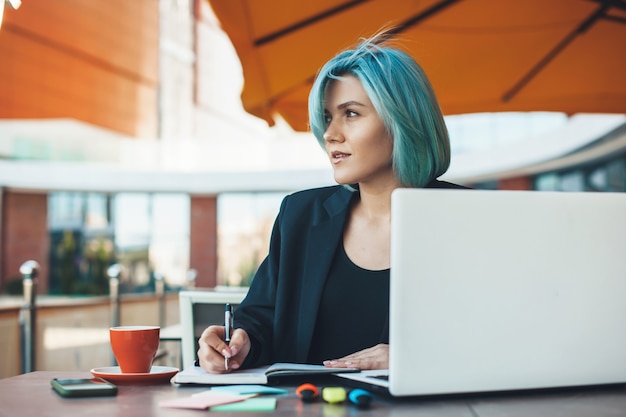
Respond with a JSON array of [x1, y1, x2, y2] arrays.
[[307, 244, 390, 364], [234, 181, 469, 368]]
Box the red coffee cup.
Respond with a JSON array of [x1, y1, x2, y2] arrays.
[[109, 326, 160, 373]]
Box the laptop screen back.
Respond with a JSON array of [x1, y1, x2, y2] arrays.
[[388, 189, 626, 396]]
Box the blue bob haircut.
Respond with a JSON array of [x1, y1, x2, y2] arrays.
[[308, 34, 451, 188]]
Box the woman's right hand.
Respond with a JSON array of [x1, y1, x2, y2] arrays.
[[196, 325, 251, 373]]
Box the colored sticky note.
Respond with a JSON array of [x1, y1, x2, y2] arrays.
[[159, 394, 245, 410], [192, 390, 256, 399], [210, 397, 277, 412], [210, 385, 288, 395]]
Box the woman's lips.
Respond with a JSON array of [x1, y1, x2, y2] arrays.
[[331, 151, 351, 164]]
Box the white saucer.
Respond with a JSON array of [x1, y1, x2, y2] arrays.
[[91, 366, 179, 385]]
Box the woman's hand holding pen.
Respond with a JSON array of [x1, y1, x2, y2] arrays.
[[197, 325, 251, 374]]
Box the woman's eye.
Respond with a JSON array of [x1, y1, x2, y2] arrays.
[[346, 109, 358, 118], [324, 113, 332, 124]]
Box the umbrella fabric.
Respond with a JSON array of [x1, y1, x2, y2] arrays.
[[207, 0, 626, 131]]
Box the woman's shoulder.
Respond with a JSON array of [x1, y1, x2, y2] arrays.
[[425, 179, 472, 189], [286, 184, 352, 202], [278, 185, 355, 220]]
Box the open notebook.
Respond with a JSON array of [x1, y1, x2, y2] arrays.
[[336, 189, 626, 396], [174, 363, 358, 385]]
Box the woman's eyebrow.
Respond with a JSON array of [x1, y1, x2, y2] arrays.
[[336, 100, 366, 110]]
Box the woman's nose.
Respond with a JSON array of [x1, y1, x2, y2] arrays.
[[323, 123, 343, 143]]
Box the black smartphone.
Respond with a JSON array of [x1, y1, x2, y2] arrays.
[[51, 378, 117, 398]]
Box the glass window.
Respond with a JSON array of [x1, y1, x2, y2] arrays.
[[48, 192, 84, 230], [217, 192, 286, 287], [48, 191, 190, 295], [113, 193, 151, 250], [606, 158, 625, 192], [112, 193, 191, 291], [149, 193, 190, 287], [48, 192, 113, 295], [85, 193, 110, 230], [534, 173, 560, 191], [559, 170, 584, 192], [587, 166, 607, 191]]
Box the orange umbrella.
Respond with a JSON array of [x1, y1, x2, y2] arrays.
[[207, 0, 626, 131]]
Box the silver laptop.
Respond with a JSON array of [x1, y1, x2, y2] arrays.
[[337, 189, 626, 396]]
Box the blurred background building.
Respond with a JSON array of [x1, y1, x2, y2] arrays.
[[0, 0, 625, 297]]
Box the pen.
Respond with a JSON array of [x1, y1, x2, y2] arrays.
[[224, 303, 233, 370]]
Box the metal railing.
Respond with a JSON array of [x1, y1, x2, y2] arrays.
[[107, 264, 121, 329], [19, 260, 39, 373], [16, 260, 190, 372], [155, 272, 166, 329]]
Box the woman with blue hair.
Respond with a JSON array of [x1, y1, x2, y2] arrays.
[[198, 32, 467, 373]]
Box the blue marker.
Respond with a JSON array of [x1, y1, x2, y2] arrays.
[[348, 388, 373, 409]]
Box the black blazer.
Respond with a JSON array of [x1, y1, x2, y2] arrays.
[[233, 180, 467, 368]]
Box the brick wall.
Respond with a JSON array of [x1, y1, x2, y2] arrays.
[[498, 176, 532, 190], [1, 191, 49, 294], [189, 196, 218, 288]]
